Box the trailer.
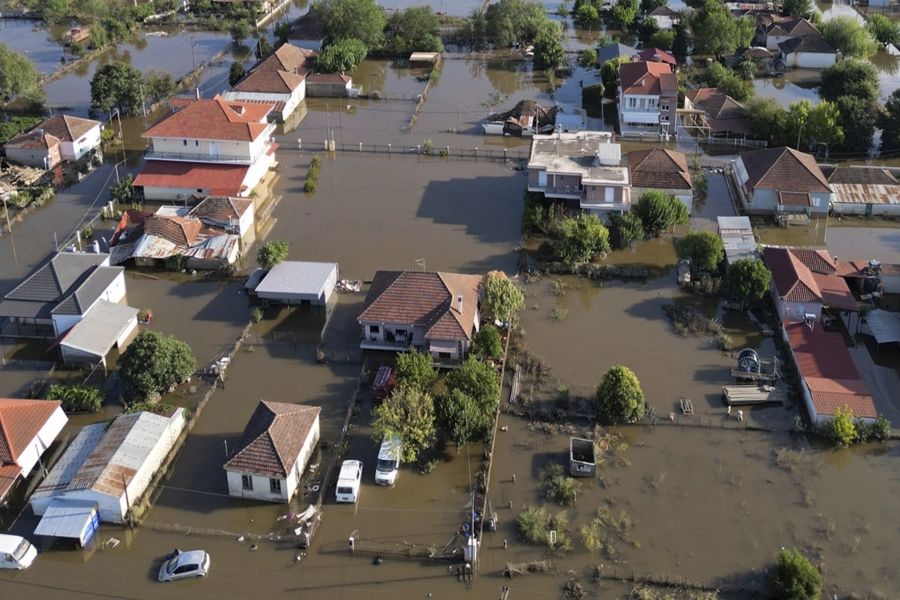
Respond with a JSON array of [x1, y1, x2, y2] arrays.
[[569, 437, 596, 478]]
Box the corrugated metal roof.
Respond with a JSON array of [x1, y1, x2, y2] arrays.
[[34, 499, 98, 541], [60, 301, 138, 358], [864, 309, 900, 344], [717, 216, 752, 232], [32, 423, 107, 502], [255, 261, 337, 297], [830, 182, 900, 205]]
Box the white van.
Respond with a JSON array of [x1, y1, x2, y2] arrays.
[[374, 435, 402, 486], [0, 534, 37, 570], [335, 460, 363, 503]]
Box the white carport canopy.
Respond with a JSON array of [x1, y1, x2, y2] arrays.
[[34, 499, 100, 547], [60, 301, 139, 360], [864, 309, 900, 344]]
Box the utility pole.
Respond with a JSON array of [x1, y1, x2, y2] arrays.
[[1, 196, 17, 266]]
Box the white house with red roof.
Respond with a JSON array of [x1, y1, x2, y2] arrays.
[[762, 246, 858, 323], [134, 96, 277, 201], [358, 271, 482, 361], [617, 61, 678, 138], [4, 115, 101, 169], [0, 399, 67, 501]]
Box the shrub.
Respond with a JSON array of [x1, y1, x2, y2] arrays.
[[257, 239, 289, 270], [542, 463, 581, 506], [482, 271, 525, 323], [676, 231, 724, 272], [250, 307, 263, 323], [472, 324, 503, 359], [768, 548, 822, 600], [118, 331, 196, 401], [46, 384, 103, 413], [825, 404, 857, 447], [634, 190, 689, 236], [553, 213, 610, 266], [517, 505, 572, 551], [594, 365, 645, 424], [395, 349, 436, 392], [868, 414, 892, 441], [316, 37, 368, 73]]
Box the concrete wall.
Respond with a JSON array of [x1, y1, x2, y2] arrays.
[[785, 52, 836, 69], [5, 144, 60, 169], [16, 406, 67, 478], [831, 202, 900, 216], [306, 81, 351, 98]]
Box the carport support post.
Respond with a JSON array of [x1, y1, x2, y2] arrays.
[[122, 473, 133, 529]]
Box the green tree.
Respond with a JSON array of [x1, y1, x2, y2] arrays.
[[648, 29, 675, 51], [313, 0, 387, 49], [676, 231, 724, 272], [0, 43, 42, 104], [143, 68, 175, 104], [634, 190, 689, 236], [736, 57, 757, 80], [724, 259, 771, 305], [0, 116, 42, 144], [579, 48, 598, 68], [371, 386, 436, 462], [472, 324, 504, 359], [610, 0, 638, 29], [640, 0, 667, 14], [601, 56, 629, 98], [700, 62, 753, 102], [385, 6, 443, 54], [594, 365, 645, 424], [316, 37, 368, 73], [834, 95, 874, 155], [638, 15, 660, 45], [868, 14, 900, 48], [820, 59, 878, 105], [43, 0, 72, 22], [256, 35, 273, 58], [784, 99, 843, 150], [823, 16, 877, 59], [229, 19, 251, 45], [608, 211, 644, 249], [746, 96, 787, 144], [554, 213, 610, 265], [769, 548, 823, 600], [782, 0, 813, 18], [394, 349, 436, 392], [691, 0, 753, 57], [533, 27, 565, 70], [256, 240, 289, 270], [574, 3, 600, 29], [229, 62, 246, 86], [879, 89, 900, 154], [440, 356, 500, 445], [672, 23, 692, 64], [46, 384, 103, 413], [274, 21, 293, 47], [90, 61, 143, 116], [826, 404, 858, 446], [482, 270, 525, 323], [119, 330, 196, 401]]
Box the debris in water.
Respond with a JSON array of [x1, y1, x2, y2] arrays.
[[105, 538, 120, 549], [373, 555, 383, 565], [237, 536, 245, 542], [250, 544, 258, 551]]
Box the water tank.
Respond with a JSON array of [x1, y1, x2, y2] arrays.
[[736, 348, 760, 373]]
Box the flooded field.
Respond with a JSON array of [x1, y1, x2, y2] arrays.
[[0, 18, 66, 74]]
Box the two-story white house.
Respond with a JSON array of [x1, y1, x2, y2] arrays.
[[732, 147, 832, 216], [617, 61, 678, 138], [133, 96, 277, 201], [527, 131, 631, 214], [4, 114, 101, 169]]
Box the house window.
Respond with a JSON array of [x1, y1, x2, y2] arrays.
[[195, 140, 199, 147], [661, 104, 670, 112], [604, 187, 614, 203], [270, 478, 282, 494], [369, 325, 379, 334], [197, 188, 203, 193], [241, 475, 253, 490], [182, 139, 188, 146], [438, 352, 452, 359]]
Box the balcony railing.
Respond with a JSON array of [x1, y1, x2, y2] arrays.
[[145, 149, 256, 165]]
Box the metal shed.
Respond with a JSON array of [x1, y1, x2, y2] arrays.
[[59, 301, 139, 367], [254, 261, 338, 306], [34, 499, 100, 547]]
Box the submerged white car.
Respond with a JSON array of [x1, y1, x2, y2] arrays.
[[158, 549, 210, 582], [0, 535, 37, 570]]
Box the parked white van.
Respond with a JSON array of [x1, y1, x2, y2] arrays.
[[0, 534, 37, 570], [374, 435, 402, 486], [335, 460, 363, 503]]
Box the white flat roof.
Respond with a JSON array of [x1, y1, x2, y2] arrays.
[[255, 261, 338, 297], [34, 499, 97, 541], [717, 216, 752, 231], [60, 301, 138, 358]]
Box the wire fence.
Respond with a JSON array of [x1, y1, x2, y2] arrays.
[[300, 141, 529, 162]]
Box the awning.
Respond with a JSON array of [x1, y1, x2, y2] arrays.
[[34, 499, 100, 547], [864, 309, 900, 344], [428, 340, 458, 353]]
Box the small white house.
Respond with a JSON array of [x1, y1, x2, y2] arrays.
[[0, 399, 68, 502], [224, 401, 321, 503], [31, 410, 186, 523], [222, 68, 306, 123], [777, 35, 836, 70], [253, 261, 338, 306], [4, 115, 101, 169], [647, 6, 679, 30]]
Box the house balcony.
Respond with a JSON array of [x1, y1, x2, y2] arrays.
[[620, 111, 661, 125], [528, 185, 583, 200], [360, 337, 414, 352], [145, 141, 275, 166]]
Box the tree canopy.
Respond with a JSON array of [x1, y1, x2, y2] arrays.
[[257, 240, 289, 270], [784, 99, 844, 150], [768, 549, 823, 600], [533, 26, 566, 70], [820, 60, 879, 105], [0, 43, 42, 104], [371, 386, 436, 462], [868, 14, 900, 48], [229, 62, 246, 86], [724, 259, 771, 303], [472, 324, 504, 359], [574, 3, 600, 29], [317, 37, 368, 73], [554, 213, 611, 266], [690, 0, 754, 57], [119, 330, 196, 401], [483, 0, 552, 47], [384, 6, 444, 54], [699, 62, 753, 102], [676, 231, 724, 272], [610, 0, 639, 29], [782, 0, 813, 18], [394, 349, 436, 392], [634, 191, 689, 236], [90, 62, 144, 116], [834, 95, 875, 155], [439, 357, 500, 446], [481, 270, 525, 323], [143, 68, 176, 104], [608, 211, 645, 249], [879, 89, 900, 154], [823, 16, 878, 59], [648, 29, 675, 51], [594, 366, 645, 424], [312, 0, 387, 49]]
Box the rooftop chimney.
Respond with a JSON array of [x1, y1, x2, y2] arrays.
[[457, 294, 464, 313]]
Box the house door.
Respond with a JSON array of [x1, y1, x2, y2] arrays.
[[209, 142, 220, 158], [538, 171, 547, 187]]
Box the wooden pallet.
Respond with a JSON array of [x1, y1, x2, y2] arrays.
[[680, 397, 694, 415]]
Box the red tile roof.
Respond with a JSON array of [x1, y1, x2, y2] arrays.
[[143, 96, 273, 142], [189, 195, 253, 222], [5, 130, 60, 150], [0, 399, 61, 464], [619, 61, 676, 96], [628, 148, 692, 190], [224, 401, 320, 478], [307, 73, 352, 85], [0, 463, 21, 500], [256, 43, 317, 75], [133, 161, 250, 196], [764, 247, 857, 311], [637, 48, 677, 65], [233, 68, 305, 93], [7, 115, 99, 149], [359, 271, 482, 342], [144, 215, 203, 247], [739, 147, 831, 193]]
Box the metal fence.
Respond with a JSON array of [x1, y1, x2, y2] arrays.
[[300, 141, 529, 162]]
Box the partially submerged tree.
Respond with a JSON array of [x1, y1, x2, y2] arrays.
[[384, 6, 443, 54], [119, 331, 196, 401], [257, 240, 289, 270], [676, 231, 724, 272], [439, 356, 500, 445], [143, 68, 176, 104], [533, 26, 566, 70], [229, 62, 246, 86], [768, 548, 823, 600], [472, 324, 504, 360], [229, 19, 252, 46], [820, 60, 879, 105], [90, 62, 144, 116], [834, 95, 875, 156], [634, 190, 689, 236], [481, 270, 525, 323], [371, 386, 436, 462], [608, 211, 644, 249], [868, 14, 900, 48], [316, 37, 368, 73], [394, 349, 436, 392], [724, 259, 771, 305], [594, 365, 645, 424], [823, 16, 878, 59], [313, 0, 387, 49], [690, 0, 754, 58], [879, 89, 900, 153], [0, 43, 42, 104], [553, 213, 611, 266]]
